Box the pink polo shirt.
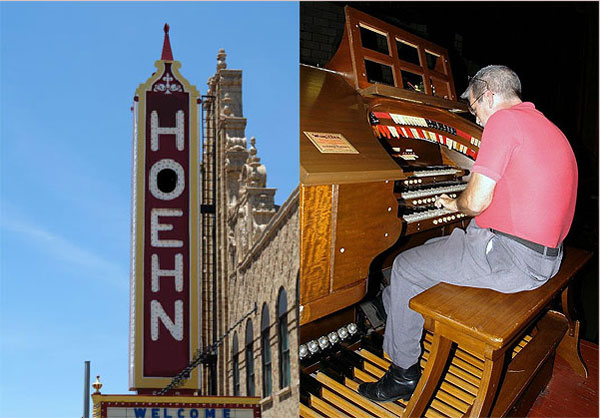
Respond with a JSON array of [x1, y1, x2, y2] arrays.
[[472, 102, 578, 248]]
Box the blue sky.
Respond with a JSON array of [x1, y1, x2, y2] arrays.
[[0, 2, 298, 417]]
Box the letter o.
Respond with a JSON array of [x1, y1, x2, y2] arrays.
[[149, 159, 185, 200]]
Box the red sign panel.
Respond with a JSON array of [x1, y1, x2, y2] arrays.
[[131, 58, 200, 390], [143, 66, 190, 376]]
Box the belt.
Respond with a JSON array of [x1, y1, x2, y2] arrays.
[[490, 229, 560, 256]]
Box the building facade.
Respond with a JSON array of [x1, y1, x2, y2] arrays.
[[200, 49, 299, 417]]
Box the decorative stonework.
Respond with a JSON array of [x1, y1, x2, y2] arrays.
[[225, 148, 248, 210], [217, 49, 227, 71], [224, 122, 248, 210], [231, 137, 277, 251], [247, 189, 276, 239], [240, 138, 267, 191], [216, 57, 243, 119], [223, 118, 247, 149], [200, 49, 299, 417], [221, 93, 233, 116]]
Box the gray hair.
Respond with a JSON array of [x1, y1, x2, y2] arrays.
[[460, 65, 522, 101]]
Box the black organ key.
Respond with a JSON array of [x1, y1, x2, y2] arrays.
[[339, 346, 366, 368], [301, 372, 322, 397], [321, 357, 354, 379], [360, 333, 384, 357], [319, 362, 346, 383]]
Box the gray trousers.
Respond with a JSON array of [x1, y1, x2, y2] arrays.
[[382, 219, 563, 368]]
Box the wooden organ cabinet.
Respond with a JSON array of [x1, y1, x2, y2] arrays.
[[299, 7, 589, 418]]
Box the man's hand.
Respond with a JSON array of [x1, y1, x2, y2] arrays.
[[435, 194, 457, 211], [435, 173, 496, 216]]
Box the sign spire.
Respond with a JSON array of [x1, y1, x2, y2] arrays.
[[161, 23, 173, 61]]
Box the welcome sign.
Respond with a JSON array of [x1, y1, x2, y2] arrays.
[[92, 395, 261, 418]]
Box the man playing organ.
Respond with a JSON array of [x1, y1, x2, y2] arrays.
[[358, 65, 578, 403]]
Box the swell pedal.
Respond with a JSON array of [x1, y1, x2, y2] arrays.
[[359, 295, 387, 330]]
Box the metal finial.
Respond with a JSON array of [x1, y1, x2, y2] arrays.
[[164, 23, 170, 34], [92, 375, 103, 394]]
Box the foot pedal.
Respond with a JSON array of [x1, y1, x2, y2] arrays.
[[359, 299, 385, 329]]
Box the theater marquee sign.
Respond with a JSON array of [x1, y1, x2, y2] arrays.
[[130, 27, 201, 390], [92, 395, 261, 418]]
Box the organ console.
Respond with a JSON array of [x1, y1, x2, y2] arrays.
[[298, 6, 572, 417], [300, 7, 480, 334]]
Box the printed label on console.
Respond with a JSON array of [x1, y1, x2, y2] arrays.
[[303, 132, 359, 154]]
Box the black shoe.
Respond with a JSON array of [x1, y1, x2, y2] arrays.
[[358, 362, 421, 403]]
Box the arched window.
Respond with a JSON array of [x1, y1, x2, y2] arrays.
[[245, 319, 255, 396], [232, 332, 240, 396], [277, 287, 290, 389], [261, 303, 272, 397]]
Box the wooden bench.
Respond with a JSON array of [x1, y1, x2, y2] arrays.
[[403, 246, 592, 417]]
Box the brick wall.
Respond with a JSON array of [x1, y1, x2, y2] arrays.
[[300, 2, 345, 67], [226, 191, 300, 418]]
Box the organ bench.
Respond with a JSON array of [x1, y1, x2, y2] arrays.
[[403, 246, 592, 417]]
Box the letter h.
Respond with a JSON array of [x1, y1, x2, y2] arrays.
[[151, 110, 185, 151]]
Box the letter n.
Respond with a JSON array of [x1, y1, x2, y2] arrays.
[[151, 300, 183, 341]]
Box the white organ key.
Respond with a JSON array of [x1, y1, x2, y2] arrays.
[[403, 207, 457, 223], [410, 167, 461, 177], [401, 182, 467, 199]]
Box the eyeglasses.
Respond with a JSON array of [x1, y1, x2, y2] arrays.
[[466, 77, 491, 115]]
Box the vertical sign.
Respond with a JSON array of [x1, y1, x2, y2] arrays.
[[130, 27, 200, 391]]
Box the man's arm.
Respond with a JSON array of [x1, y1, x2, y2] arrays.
[[435, 172, 496, 216]]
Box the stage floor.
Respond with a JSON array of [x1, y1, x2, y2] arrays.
[[529, 340, 598, 417]]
